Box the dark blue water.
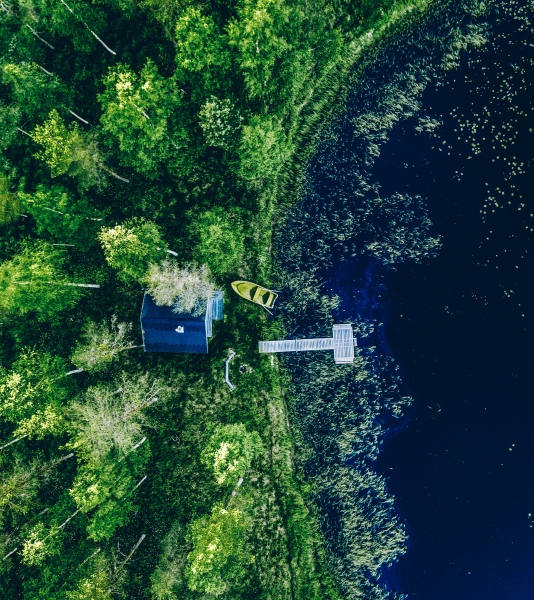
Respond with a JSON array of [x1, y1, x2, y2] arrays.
[[372, 4, 534, 598]]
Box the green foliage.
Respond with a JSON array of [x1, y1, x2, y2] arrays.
[[0, 173, 22, 225], [150, 523, 187, 600], [99, 60, 185, 177], [185, 503, 254, 596], [0, 240, 83, 319], [227, 0, 291, 98], [70, 316, 137, 372], [194, 208, 245, 276], [0, 103, 21, 153], [69, 372, 169, 464], [199, 96, 243, 149], [70, 461, 142, 541], [21, 522, 58, 566], [98, 218, 164, 282], [19, 184, 104, 248], [175, 8, 231, 78], [1, 63, 69, 122], [0, 459, 42, 525], [201, 423, 262, 487], [68, 373, 169, 540], [238, 115, 292, 182], [142, 260, 216, 315], [0, 348, 71, 438], [66, 566, 113, 600], [30, 110, 103, 188]]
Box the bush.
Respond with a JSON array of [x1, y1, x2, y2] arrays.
[[194, 208, 244, 276]]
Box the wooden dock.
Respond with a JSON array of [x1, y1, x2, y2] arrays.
[[259, 324, 357, 364]]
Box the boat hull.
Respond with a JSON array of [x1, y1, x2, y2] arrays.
[[231, 280, 278, 308]]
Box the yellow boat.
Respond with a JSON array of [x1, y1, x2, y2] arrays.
[[231, 280, 278, 309]]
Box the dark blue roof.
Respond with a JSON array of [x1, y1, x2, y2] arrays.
[[140, 294, 208, 354]]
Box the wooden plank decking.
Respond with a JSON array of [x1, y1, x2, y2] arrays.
[[259, 324, 357, 364]]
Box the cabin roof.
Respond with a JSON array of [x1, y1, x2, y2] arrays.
[[140, 294, 209, 354]]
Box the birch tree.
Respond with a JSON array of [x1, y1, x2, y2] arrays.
[[19, 184, 104, 248], [142, 260, 215, 315], [0, 173, 22, 224], [99, 60, 185, 177], [186, 504, 254, 596], [69, 372, 170, 464], [68, 373, 171, 539], [71, 316, 139, 373], [1, 63, 69, 121], [30, 110, 128, 188], [0, 453, 74, 527], [66, 561, 114, 600], [0, 241, 98, 319], [98, 218, 164, 282], [0, 459, 42, 525], [200, 423, 262, 488], [0, 348, 73, 438]]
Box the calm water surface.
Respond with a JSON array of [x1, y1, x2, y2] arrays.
[[373, 4, 534, 598]]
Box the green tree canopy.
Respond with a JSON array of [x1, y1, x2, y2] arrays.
[[67, 373, 168, 540], [194, 207, 245, 276], [0, 173, 22, 224], [98, 218, 164, 282], [71, 316, 138, 373], [1, 63, 70, 122], [142, 260, 216, 316], [238, 115, 292, 182], [199, 96, 243, 149], [175, 8, 231, 78], [99, 60, 185, 177], [0, 459, 42, 525], [69, 460, 142, 541], [200, 423, 262, 488], [0, 348, 72, 438], [30, 110, 103, 188], [227, 0, 291, 98], [19, 184, 104, 248], [66, 561, 114, 600], [185, 504, 254, 596], [68, 372, 168, 465], [0, 241, 84, 319]]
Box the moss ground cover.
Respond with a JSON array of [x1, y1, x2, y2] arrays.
[[0, 0, 444, 597]]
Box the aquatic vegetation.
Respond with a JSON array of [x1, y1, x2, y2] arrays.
[[274, 0, 501, 597]]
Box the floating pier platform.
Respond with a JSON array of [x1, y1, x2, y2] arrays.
[[259, 324, 357, 364]]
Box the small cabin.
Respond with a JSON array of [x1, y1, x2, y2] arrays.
[[140, 292, 223, 354]]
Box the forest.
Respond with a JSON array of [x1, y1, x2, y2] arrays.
[[0, 0, 433, 598]]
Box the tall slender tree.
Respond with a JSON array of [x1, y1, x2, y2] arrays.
[[71, 316, 139, 373], [0, 348, 74, 438], [142, 260, 216, 315], [19, 184, 104, 248], [99, 60, 186, 177], [186, 503, 254, 596], [1, 63, 69, 122], [200, 423, 262, 488], [98, 218, 164, 282], [0, 241, 98, 320], [68, 372, 169, 464], [30, 110, 128, 188]]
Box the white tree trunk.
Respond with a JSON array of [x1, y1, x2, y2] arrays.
[[66, 368, 84, 375], [26, 25, 55, 49], [0, 434, 27, 452], [59, 0, 116, 55]]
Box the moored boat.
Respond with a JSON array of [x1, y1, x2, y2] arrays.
[[231, 280, 278, 309]]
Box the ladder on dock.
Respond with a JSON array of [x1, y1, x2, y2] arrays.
[[259, 324, 357, 364]]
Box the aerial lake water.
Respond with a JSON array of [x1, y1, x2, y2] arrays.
[[376, 3, 534, 598], [276, 1, 533, 597]]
